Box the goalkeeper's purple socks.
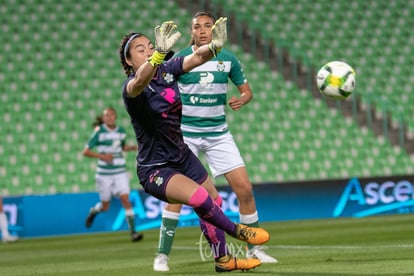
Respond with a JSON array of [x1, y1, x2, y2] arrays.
[[199, 220, 228, 258], [189, 187, 237, 236], [199, 195, 228, 258]]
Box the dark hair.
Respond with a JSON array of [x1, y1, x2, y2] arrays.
[[119, 32, 142, 76], [92, 106, 117, 128], [193, 11, 216, 22], [190, 11, 216, 45], [92, 115, 104, 128]]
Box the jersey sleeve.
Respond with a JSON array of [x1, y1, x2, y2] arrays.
[[228, 52, 248, 87], [85, 126, 100, 149], [164, 56, 185, 77]]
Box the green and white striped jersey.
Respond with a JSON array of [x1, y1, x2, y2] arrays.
[[85, 124, 127, 175], [176, 46, 247, 137]]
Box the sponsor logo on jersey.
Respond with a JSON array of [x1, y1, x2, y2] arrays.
[[199, 72, 214, 87], [189, 95, 217, 104]]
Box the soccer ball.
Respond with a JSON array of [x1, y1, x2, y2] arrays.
[[316, 61, 356, 100]]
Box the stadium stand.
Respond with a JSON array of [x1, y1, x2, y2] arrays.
[[214, 0, 414, 136], [0, 0, 413, 195]]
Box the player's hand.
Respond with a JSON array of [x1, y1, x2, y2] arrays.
[[228, 96, 243, 111], [100, 154, 113, 163], [154, 21, 182, 53], [209, 17, 227, 57], [149, 21, 181, 66]]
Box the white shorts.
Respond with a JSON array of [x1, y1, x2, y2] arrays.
[[184, 132, 245, 178], [95, 172, 131, 202]]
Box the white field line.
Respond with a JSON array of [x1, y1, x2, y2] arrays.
[[272, 244, 414, 249], [174, 244, 414, 251]]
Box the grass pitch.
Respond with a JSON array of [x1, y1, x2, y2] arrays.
[[1, 214, 414, 275]]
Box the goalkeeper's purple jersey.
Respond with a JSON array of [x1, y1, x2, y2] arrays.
[[122, 56, 189, 166]]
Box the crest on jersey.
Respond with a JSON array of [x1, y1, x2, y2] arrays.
[[163, 72, 174, 83], [149, 170, 164, 186], [217, 60, 225, 72], [154, 176, 164, 186]]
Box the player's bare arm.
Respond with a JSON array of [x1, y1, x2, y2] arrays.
[[229, 83, 253, 111]]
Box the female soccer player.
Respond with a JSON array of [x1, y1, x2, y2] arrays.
[[153, 12, 277, 272], [83, 107, 143, 242], [0, 197, 18, 243], [119, 18, 270, 272]]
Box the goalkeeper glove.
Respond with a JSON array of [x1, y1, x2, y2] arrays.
[[149, 21, 182, 67], [208, 17, 227, 57]]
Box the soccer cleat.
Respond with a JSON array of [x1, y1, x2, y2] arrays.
[[234, 224, 270, 245], [153, 253, 169, 272], [246, 245, 278, 263], [131, 232, 143, 242], [215, 255, 261, 272], [85, 209, 98, 228], [2, 235, 18, 244]]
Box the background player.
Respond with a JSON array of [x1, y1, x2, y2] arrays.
[[153, 11, 277, 272], [83, 106, 143, 242], [0, 197, 18, 243]]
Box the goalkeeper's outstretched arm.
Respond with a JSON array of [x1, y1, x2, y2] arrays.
[[125, 21, 182, 97], [124, 17, 227, 97]]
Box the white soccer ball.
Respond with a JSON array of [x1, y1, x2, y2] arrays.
[[316, 61, 356, 100]]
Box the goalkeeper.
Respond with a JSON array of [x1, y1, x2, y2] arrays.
[[119, 18, 270, 272]]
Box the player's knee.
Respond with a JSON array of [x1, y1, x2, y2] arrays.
[[188, 186, 209, 208], [233, 184, 253, 199]]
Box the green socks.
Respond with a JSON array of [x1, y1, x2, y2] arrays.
[[158, 217, 179, 255], [125, 209, 136, 233]]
